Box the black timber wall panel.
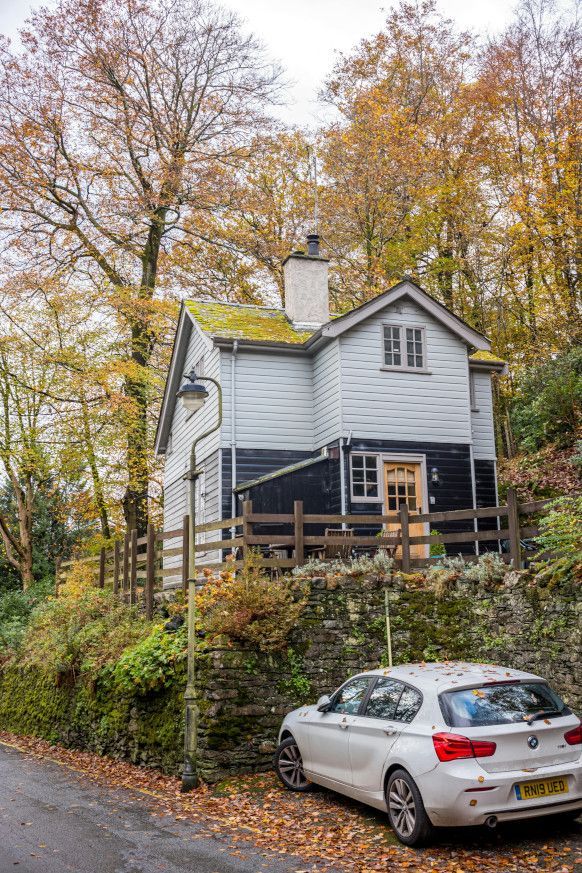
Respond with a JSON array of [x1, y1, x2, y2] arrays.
[[474, 458, 501, 552], [222, 448, 313, 521], [345, 439, 476, 555]]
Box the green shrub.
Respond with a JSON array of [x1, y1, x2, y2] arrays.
[[429, 530, 446, 557], [18, 567, 150, 681], [510, 349, 581, 452], [0, 579, 54, 655], [105, 624, 187, 694], [533, 496, 582, 584]]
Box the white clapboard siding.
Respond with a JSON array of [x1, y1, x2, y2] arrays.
[[163, 323, 221, 489], [339, 299, 472, 443], [221, 349, 314, 451], [162, 320, 223, 585], [162, 449, 221, 587], [471, 370, 496, 460], [313, 339, 341, 449]]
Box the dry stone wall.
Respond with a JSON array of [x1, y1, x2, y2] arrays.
[[0, 570, 579, 782], [195, 570, 581, 782]]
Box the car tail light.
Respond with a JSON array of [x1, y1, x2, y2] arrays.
[[564, 723, 582, 746], [433, 732, 497, 762]]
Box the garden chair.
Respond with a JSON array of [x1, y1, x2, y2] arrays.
[[314, 528, 354, 561]]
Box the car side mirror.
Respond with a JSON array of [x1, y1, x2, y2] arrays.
[[316, 694, 332, 712]]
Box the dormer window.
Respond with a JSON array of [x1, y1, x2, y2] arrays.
[[382, 324, 427, 371]]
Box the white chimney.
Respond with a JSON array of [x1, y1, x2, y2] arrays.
[[283, 234, 329, 328]]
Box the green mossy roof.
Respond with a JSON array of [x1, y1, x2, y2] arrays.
[[185, 300, 502, 357], [185, 300, 315, 344], [469, 350, 506, 364]]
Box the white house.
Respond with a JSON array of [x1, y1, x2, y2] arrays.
[[155, 235, 505, 577]]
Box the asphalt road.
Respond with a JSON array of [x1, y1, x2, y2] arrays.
[[0, 744, 305, 873]]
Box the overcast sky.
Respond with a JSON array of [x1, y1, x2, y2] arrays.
[[0, 0, 515, 127]]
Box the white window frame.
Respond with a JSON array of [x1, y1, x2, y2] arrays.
[[380, 323, 430, 373], [349, 452, 382, 503]]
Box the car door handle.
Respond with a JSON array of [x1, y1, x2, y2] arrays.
[[383, 726, 398, 736], [339, 718, 349, 730]]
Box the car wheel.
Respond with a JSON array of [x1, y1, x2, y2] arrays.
[[386, 768, 434, 847], [274, 737, 314, 792]]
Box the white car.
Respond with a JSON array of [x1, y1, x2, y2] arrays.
[[274, 661, 582, 846]]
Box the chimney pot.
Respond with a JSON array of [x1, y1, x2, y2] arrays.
[[306, 233, 320, 257]]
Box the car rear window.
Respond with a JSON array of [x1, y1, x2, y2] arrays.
[[440, 682, 569, 727]]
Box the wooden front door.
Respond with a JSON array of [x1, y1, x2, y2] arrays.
[[384, 462, 427, 559]]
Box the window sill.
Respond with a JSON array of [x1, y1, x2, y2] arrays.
[[350, 497, 383, 504], [381, 366, 432, 375]]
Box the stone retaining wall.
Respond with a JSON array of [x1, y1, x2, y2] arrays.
[[0, 569, 579, 782], [195, 570, 581, 782]]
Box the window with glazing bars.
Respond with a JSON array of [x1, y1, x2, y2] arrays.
[[383, 325, 425, 369], [383, 325, 402, 367], [351, 455, 379, 499], [405, 327, 424, 368]]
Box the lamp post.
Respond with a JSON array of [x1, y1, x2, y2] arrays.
[[176, 368, 223, 792]]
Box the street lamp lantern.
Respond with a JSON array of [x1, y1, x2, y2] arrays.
[[177, 369, 209, 414]]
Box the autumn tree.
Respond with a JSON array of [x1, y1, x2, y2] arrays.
[[0, 318, 62, 587], [476, 0, 581, 366], [318, 1, 491, 318], [0, 0, 281, 534]]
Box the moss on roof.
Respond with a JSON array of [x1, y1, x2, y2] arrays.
[[469, 350, 506, 364], [185, 300, 315, 344]]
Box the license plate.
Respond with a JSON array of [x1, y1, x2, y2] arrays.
[[515, 777, 569, 801]]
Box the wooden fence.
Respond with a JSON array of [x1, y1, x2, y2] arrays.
[[57, 488, 551, 611]]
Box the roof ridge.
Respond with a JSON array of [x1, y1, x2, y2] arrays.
[[185, 298, 284, 313]]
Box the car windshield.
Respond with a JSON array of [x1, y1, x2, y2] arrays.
[[440, 682, 569, 727]]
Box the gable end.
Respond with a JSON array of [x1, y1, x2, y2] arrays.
[[313, 281, 491, 351]]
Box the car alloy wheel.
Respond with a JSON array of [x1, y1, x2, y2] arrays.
[[386, 768, 434, 847], [274, 737, 313, 792], [389, 777, 416, 837]]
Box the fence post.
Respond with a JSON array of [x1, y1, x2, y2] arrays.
[[122, 532, 130, 602], [182, 514, 189, 599], [130, 528, 138, 605], [98, 547, 106, 588], [399, 503, 410, 573], [145, 523, 155, 620], [506, 487, 521, 569], [242, 500, 253, 562], [113, 541, 120, 596], [294, 500, 304, 566]]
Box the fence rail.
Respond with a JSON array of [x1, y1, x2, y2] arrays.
[[56, 488, 552, 610]]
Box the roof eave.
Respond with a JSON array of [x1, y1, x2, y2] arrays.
[[213, 336, 311, 353], [154, 303, 192, 455], [469, 359, 508, 374]]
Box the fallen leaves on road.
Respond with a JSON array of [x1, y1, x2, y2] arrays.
[[1, 732, 580, 873]]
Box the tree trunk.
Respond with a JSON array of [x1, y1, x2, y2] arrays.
[[80, 394, 111, 539], [437, 219, 454, 310], [121, 207, 166, 534]]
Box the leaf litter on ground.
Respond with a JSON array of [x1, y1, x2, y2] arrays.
[[0, 732, 580, 873]]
